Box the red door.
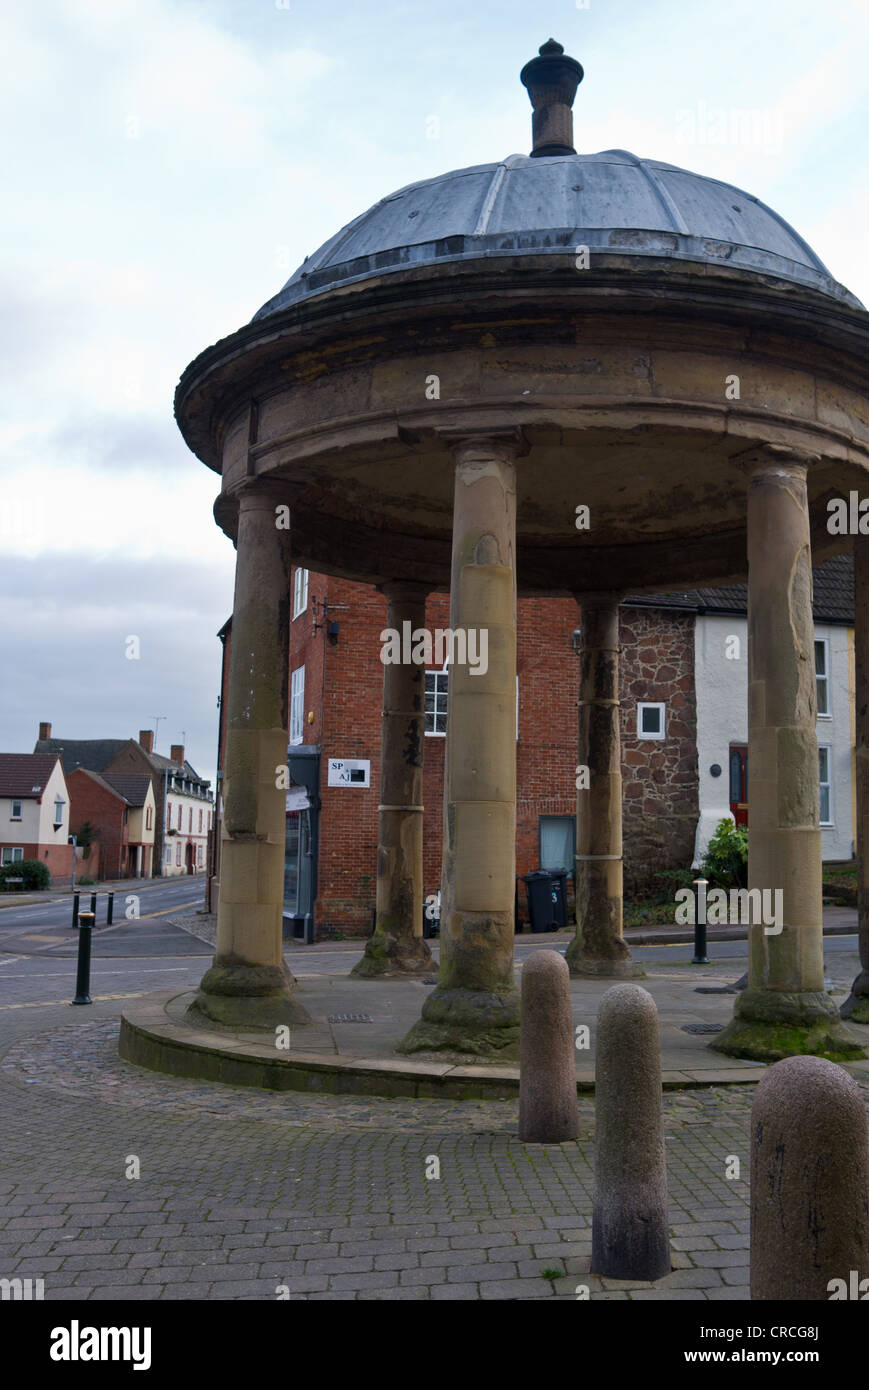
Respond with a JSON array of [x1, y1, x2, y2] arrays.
[[729, 746, 748, 826]]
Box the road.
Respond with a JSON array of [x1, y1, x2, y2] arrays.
[[0, 881, 859, 1010]]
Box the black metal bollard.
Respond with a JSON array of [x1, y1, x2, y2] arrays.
[[89, 891, 97, 921], [71, 891, 80, 930], [303, 912, 314, 945], [106, 892, 114, 926], [72, 912, 95, 1005], [691, 877, 709, 964]]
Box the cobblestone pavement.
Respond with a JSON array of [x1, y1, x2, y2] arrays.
[[0, 939, 864, 1302]]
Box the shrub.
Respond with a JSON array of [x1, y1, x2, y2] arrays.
[[701, 818, 748, 889], [0, 859, 51, 890], [652, 867, 698, 902]]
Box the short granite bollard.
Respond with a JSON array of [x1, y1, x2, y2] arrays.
[[592, 983, 670, 1280], [751, 1055, 869, 1300], [518, 950, 578, 1143]]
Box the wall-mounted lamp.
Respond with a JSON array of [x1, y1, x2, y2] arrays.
[[328, 621, 340, 646], [572, 628, 582, 653]]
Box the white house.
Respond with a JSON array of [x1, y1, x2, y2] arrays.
[[691, 557, 854, 865], [0, 753, 74, 883]]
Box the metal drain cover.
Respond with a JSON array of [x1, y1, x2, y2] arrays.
[[681, 1023, 724, 1034], [328, 1014, 374, 1023]]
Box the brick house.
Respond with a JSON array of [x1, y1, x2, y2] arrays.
[[212, 556, 854, 939], [66, 769, 156, 880], [34, 724, 212, 878], [0, 753, 74, 884]]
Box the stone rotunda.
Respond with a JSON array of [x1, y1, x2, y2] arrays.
[[175, 39, 869, 1061]]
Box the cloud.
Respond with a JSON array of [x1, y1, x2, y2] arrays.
[[0, 553, 231, 783]]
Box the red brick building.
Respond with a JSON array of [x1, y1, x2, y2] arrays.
[[213, 567, 700, 938], [66, 768, 156, 881]]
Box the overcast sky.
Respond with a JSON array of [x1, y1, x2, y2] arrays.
[[3, 0, 868, 788]]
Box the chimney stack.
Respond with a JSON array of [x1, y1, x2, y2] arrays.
[[38, 721, 51, 741], [139, 729, 154, 755], [171, 744, 185, 768], [520, 38, 583, 158]]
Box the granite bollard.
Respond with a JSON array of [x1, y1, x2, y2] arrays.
[[518, 949, 579, 1143], [751, 1055, 869, 1300], [592, 983, 670, 1280]]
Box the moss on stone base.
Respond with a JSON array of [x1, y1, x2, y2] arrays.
[[193, 954, 311, 1029], [397, 984, 520, 1057], [709, 1016, 864, 1063], [350, 927, 432, 980], [710, 987, 865, 1062], [840, 970, 869, 1022], [840, 994, 869, 1025], [397, 1019, 521, 1059]]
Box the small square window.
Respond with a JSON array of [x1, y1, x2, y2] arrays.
[[637, 702, 666, 739]]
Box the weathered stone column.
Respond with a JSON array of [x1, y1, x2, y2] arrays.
[[842, 532, 869, 1021], [713, 453, 860, 1060], [353, 582, 433, 978], [400, 433, 520, 1055], [192, 491, 310, 1028], [566, 596, 639, 978]]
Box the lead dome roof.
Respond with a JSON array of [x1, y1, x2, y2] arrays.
[[253, 147, 862, 319]]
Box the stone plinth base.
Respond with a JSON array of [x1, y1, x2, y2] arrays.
[[193, 957, 311, 1029], [351, 931, 432, 979], [840, 970, 869, 1024], [397, 985, 521, 1058], [566, 939, 644, 980], [710, 987, 865, 1063]]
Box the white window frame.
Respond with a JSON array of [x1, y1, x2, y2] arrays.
[[293, 567, 308, 619], [1, 847, 24, 865], [425, 668, 520, 740], [815, 637, 831, 718], [290, 665, 305, 745], [637, 701, 666, 740], [425, 667, 449, 737], [53, 797, 65, 828], [176, 843, 182, 866], [165, 845, 172, 864], [10, 800, 21, 820], [819, 744, 833, 826]]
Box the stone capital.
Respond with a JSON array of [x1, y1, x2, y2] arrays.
[[377, 579, 431, 604], [734, 443, 820, 478], [438, 427, 528, 467], [572, 590, 625, 609]]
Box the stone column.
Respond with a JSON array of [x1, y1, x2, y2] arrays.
[[566, 596, 639, 978], [353, 582, 433, 978], [713, 453, 859, 1060], [400, 433, 520, 1055], [842, 532, 869, 1021], [192, 490, 310, 1028]]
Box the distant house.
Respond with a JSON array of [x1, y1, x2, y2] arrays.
[[34, 724, 213, 878], [102, 734, 212, 878], [0, 753, 73, 884], [66, 769, 156, 880], [624, 553, 856, 867]]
